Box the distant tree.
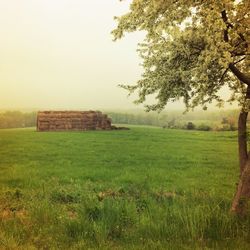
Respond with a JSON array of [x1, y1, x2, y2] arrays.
[[113, 0, 250, 214], [0, 111, 37, 129], [186, 122, 195, 130], [221, 116, 237, 130], [167, 118, 176, 129], [222, 117, 229, 125]]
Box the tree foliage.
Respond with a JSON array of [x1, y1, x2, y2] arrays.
[[112, 0, 250, 111]]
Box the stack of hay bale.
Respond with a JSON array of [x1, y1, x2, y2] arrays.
[[37, 111, 112, 131]]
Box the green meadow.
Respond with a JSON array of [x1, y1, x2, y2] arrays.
[[0, 126, 250, 249]]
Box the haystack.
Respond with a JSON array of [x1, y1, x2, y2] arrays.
[[37, 111, 112, 131]]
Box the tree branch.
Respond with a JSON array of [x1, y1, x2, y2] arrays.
[[233, 56, 246, 65], [219, 68, 229, 83], [221, 10, 249, 85], [233, 52, 250, 56], [229, 63, 250, 85], [221, 10, 248, 51], [221, 10, 232, 43]]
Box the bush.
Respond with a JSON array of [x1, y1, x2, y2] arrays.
[[186, 122, 195, 130], [197, 124, 211, 131], [221, 117, 237, 131]]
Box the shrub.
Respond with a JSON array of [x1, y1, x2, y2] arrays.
[[186, 122, 195, 130], [197, 124, 211, 131]]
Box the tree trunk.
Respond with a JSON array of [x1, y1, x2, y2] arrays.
[[231, 158, 250, 215], [238, 111, 248, 175], [231, 111, 250, 215]]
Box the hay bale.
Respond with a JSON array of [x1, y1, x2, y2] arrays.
[[37, 111, 113, 131]]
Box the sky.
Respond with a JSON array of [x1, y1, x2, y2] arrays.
[[0, 0, 147, 110], [0, 0, 236, 111]]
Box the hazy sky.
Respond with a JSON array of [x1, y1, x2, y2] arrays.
[[0, 0, 236, 111], [0, 0, 147, 110]]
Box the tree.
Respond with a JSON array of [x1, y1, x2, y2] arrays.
[[112, 0, 250, 215], [186, 121, 195, 130], [221, 116, 237, 130]]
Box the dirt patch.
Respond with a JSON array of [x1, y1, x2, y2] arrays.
[[67, 210, 78, 220], [97, 189, 176, 202], [97, 189, 126, 201], [0, 208, 27, 220]]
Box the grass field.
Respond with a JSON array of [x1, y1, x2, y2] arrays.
[[0, 126, 250, 249]]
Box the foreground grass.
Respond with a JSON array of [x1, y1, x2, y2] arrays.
[[0, 126, 249, 249]]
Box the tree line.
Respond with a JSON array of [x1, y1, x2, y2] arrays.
[[0, 111, 36, 129], [0, 110, 239, 131]]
